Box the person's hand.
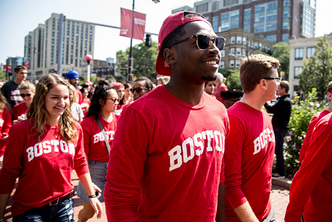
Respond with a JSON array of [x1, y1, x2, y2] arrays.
[[89, 197, 103, 219], [1, 136, 8, 140], [92, 183, 102, 194]]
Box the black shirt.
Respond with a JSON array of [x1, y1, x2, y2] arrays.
[[264, 94, 292, 129]]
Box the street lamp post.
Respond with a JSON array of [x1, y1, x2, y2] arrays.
[[85, 54, 92, 82]]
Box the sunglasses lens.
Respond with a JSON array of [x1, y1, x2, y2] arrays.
[[197, 35, 210, 49], [215, 37, 225, 50]]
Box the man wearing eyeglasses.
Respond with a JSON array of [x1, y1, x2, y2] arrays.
[[105, 11, 229, 222], [223, 54, 280, 222], [1, 65, 27, 109], [131, 76, 154, 101], [264, 80, 292, 178]]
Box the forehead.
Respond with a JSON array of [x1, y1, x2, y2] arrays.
[[182, 21, 215, 37], [109, 89, 118, 97]]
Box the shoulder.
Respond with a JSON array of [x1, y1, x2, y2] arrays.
[[81, 116, 95, 126], [12, 119, 34, 131]]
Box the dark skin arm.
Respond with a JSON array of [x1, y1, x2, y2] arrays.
[[216, 182, 225, 222]]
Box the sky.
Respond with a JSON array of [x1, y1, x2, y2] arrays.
[[0, 0, 331, 65]]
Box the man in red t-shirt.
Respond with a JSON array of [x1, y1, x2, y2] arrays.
[[222, 54, 280, 222], [104, 11, 229, 222]]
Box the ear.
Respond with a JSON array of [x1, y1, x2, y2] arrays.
[[163, 48, 176, 66], [258, 79, 268, 90], [99, 98, 104, 106]]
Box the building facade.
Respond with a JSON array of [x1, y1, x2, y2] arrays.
[[288, 35, 332, 98], [173, 0, 316, 43], [24, 13, 95, 80]]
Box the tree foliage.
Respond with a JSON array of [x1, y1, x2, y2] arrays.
[[272, 42, 290, 80], [115, 41, 158, 83], [219, 68, 242, 91], [299, 35, 332, 100]]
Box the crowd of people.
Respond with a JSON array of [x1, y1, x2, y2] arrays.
[[0, 10, 331, 222]]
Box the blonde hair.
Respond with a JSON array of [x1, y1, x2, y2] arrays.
[[69, 84, 77, 104], [26, 74, 77, 142], [19, 81, 36, 92], [240, 54, 280, 93], [0, 91, 11, 112]]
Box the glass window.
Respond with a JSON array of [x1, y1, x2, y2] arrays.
[[242, 49, 246, 56], [221, 50, 225, 57], [282, 34, 289, 43], [230, 10, 240, 29], [236, 48, 241, 55], [244, 8, 251, 33], [221, 12, 230, 31], [230, 48, 235, 55], [307, 47, 315, 57], [236, 60, 241, 67], [295, 48, 304, 60], [259, 43, 262, 50], [213, 16, 219, 33], [231, 37, 235, 44], [237, 36, 242, 44], [254, 1, 278, 33], [266, 35, 277, 42], [243, 37, 247, 45], [254, 42, 258, 49], [229, 60, 235, 68], [220, 61, 225, 68], [294, 66, 303, 79], [283, 0, 290, 29]]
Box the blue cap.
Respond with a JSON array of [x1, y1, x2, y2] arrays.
[[65, 70, 79, 80]]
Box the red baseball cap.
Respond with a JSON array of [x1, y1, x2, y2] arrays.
[[112, 82, 125, 90], [155, 11, 211, 76]]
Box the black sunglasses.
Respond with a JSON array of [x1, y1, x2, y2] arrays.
[[170, 35, 226, 51], [258, 77, 282, 84], [130, 87, 148, 94], [20, 93, 32, 98]]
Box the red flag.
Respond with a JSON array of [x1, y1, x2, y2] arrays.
[[3, 65, 7, 72], [7, 65, 12, 73], [120, 8, 146, 41]]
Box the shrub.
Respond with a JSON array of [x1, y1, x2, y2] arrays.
[[284, 88, 328, 178]]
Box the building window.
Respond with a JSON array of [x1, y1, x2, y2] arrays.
[[283, 0, 290, 29], [282, 34, 289, 43], [242, 49, 246, 56], [196, 2, 208, 13], [236, 36, 242, 44], [230, 48, 235, 55], [221, 10, 239, 31], [254, 1, 278, 33], [266, 35, 277, 42], [236, 48, 241, 56], [243, 37, 246, 45], [254, 42, 258, 49], [307, 47, 315, 57], [220, 61, 225, 68], [229, 60, 234, 68], [231, 37, 235, 44], [244, 8, 251, 33], [301, 3, 315, 37], [236, 60, 241, 67], [295, 48, 304, 60], [220, 50, 225, 57], [213, 16, 219, 33], [294, 66, 303, 79]]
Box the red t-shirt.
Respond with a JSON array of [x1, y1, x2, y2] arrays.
[[225, 102, 275, 221], [0, 108, 12, 157], [104, 86, 229, 222], [80, 98, 91, 116], [285, 113, 332, 221], [0, 119, 88, 216], [299, 109, 330, 163], [76, 89, 83, 104], [80, 115, 117, 162], [13, 101, 28, 120]]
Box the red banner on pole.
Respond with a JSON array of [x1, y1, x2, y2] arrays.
[[3, 65, 7, 72], [7, 65, 12, 73], [120, 8, 146, 41]]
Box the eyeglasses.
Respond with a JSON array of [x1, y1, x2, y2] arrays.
[[130, 87, 148, 94], [170, 35, 226, 51], [20, 93, 32, 98], [259, 77, 282, 84], [106, 98, 119, 103]]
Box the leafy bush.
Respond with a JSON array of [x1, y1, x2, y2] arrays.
[[284, 88, 328, 178]]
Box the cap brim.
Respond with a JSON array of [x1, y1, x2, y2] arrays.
[[155, 50, 171, 76]]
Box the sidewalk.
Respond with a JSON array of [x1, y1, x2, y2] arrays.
[[4, 173, 290, 222]]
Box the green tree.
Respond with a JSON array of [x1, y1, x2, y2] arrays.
[[219, 68, 242, 91], [115, 40, 158, 83], [0, 71, 5, 80], [299, 35, 332, 100], [272, 42, 290, 80]]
